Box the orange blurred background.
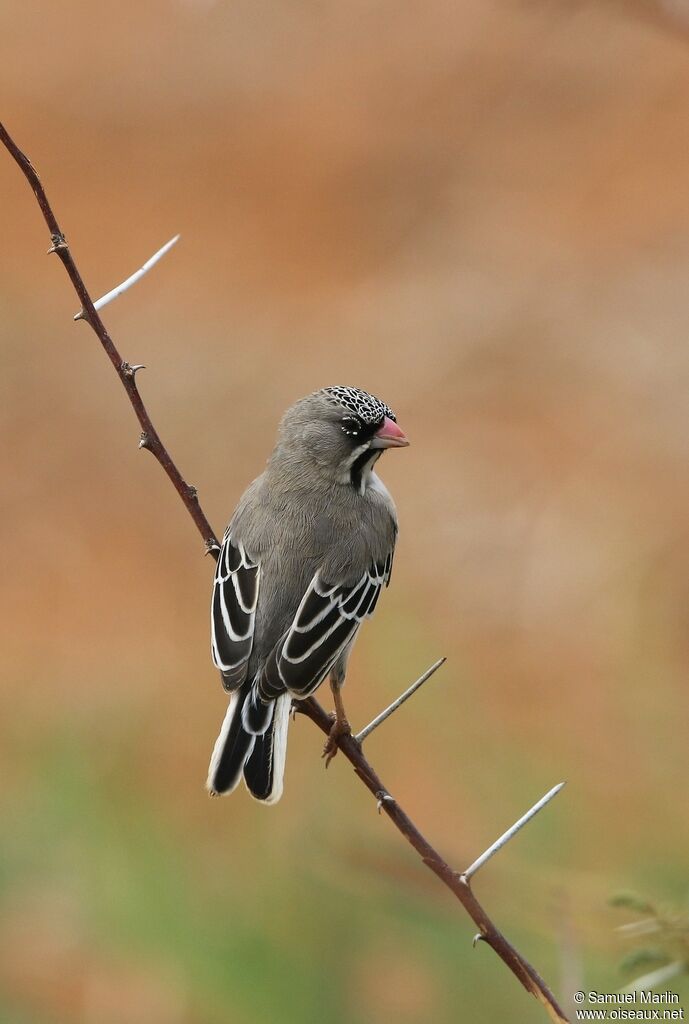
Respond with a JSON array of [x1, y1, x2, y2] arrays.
[[2, 2, 689, 1021]]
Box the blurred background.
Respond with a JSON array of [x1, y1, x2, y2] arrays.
[[2, 1, 689, 1021]]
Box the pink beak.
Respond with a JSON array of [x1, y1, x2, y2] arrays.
[[370, 416, 409, 449]]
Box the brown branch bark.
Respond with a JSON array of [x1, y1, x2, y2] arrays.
[[0, 120, 570, 1024], [298, 699, 569, 1022]]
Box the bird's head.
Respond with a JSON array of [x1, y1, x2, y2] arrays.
[[274, 385, 409, 491]]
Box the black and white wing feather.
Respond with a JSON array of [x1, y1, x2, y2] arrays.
[[259, 551, 393, 701], [211, 531, 260, 691]]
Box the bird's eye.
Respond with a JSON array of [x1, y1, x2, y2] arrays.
[[341, 415, 363, 437]]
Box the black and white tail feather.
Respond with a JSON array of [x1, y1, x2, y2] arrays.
[[207, 681, 291, 804], [207, 530, 392, 803]]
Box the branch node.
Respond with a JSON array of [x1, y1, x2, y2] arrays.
[[187, 484, 198, 501], [139, 431, 151, 450], [47, 232, 67, 254], [376, 790, 395, 814], [122, 361, 146, 379]]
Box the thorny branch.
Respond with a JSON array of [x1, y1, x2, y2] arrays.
[[0, 120, 570, 1024], [0, 123, 217, 555]]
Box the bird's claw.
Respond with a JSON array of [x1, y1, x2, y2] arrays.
[[322, 714, 351, 767]]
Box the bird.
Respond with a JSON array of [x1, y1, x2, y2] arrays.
[[207, 385, 409, 804]]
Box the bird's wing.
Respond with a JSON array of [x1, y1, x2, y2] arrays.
[[211, 529, 260, 691], [259, 550, 394, 701]]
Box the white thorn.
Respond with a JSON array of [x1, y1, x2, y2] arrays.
[[616, 919, 661, 938], [354, 657, 446, 744], [621, 961, 684, 993], [461, 783, 566, 881], [73, 234, 180, 320]]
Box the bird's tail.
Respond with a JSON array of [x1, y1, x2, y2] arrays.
[[243, 693, 291, 803], [206, 681, 291, 804]]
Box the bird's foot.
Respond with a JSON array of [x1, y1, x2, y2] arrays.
[[322, 713, 351, 767]]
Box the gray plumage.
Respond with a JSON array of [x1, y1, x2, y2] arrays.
[[208, 386, 408, 803]]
